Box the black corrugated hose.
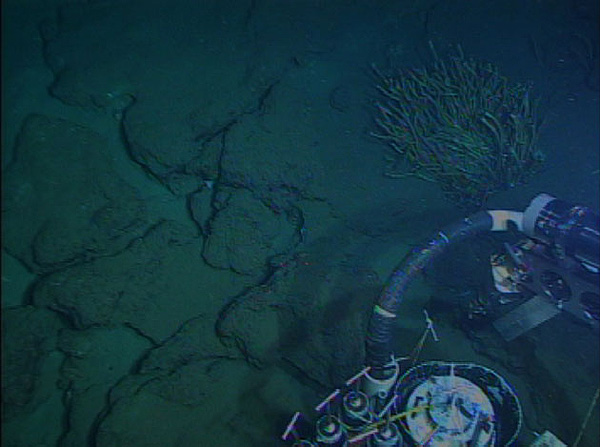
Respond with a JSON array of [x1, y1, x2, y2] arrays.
[[365, 210, 494, 373]]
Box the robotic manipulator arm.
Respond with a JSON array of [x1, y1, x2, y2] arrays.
[[281, 193, 597, 447], [365, 193, 599, 375]]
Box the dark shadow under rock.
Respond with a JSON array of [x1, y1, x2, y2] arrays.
[[2, 114, 148, 274], [216, 230, 381, 387], [94, 359, 306, 447], [202, 188, 300, 277], [43, 0, 293, 193], [1, 306, 63, 421], [33, 220, 252, 342], [1, 306, 64, 446], [55, 326, 153, 447]]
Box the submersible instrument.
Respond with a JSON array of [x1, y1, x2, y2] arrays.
[[281, 193, 599, 447]]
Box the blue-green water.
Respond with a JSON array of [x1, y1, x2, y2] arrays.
[[2, 1, 598, 446]]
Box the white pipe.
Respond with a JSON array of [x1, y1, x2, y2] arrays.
[[487, 210, 524, 232]]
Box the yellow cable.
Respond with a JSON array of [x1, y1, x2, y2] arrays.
[[357, 404, 430, 434]]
